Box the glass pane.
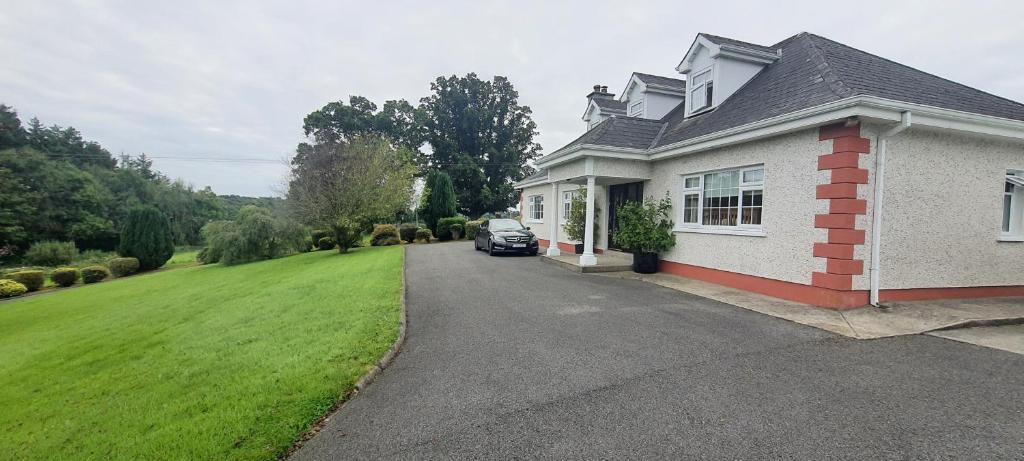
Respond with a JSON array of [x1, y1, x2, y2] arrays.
[[1004, 194, 1013, 232], [743, 168, 764, 183], [685, 177, 700, 189], [683, 194, 699, 223]]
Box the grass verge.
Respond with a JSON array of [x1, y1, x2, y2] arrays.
[[0, 246, 403, 460]]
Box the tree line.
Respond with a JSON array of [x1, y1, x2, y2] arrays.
[[0, 104, 261, 258], [287, 72, 541, 229]]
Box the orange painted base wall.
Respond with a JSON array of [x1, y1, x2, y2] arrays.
[[538, 239, 603, 255], [658, 260, 1024, 309]]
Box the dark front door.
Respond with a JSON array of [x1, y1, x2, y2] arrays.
[[607, 181, 645, 251]]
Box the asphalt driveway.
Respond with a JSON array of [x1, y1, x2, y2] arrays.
[[293, 242, 1024, 459]]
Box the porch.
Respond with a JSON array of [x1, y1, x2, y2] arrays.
[[540, 248, 633, 273]]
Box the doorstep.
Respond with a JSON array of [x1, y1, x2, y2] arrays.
[[539, 248, 632, 273], [595, 271, 1024, 340]]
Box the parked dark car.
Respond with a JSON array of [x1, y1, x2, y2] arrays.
[[474, 219, 539, 256]]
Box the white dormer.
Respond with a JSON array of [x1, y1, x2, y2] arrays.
[[676, 33, 779, 117], [582, 85, 624, 130], [619, 72, 686, 120]]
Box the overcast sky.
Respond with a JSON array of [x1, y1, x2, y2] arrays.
[[2, 0, 1023, 196]]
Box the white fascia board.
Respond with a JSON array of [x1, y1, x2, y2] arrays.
[[619, 74, 644, 103], [644, 85, 687, 97], [538, 96, 1024, 169], [676, 35, 718, 73], [513, 174, 550, 189], [714, 45, 779, 65]]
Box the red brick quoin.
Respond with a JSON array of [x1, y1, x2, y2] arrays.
[[812, 122, 871, 303]]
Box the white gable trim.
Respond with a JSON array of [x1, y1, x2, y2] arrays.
[[676, 35, 778, 74]]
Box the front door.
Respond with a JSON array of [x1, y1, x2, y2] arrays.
[[607, 181, 645, 251]]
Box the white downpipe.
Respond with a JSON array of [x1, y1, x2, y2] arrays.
[[869, 111, 912, 306]]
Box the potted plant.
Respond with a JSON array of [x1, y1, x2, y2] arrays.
[[613, 194, 675, 274], [563, 189, 600, 254]]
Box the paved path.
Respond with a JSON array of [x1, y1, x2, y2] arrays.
[[293, 242, 1024, 460]]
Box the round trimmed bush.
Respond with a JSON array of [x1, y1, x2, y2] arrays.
[[5, 270, 45, 292], [108, 257, 140, 277], [415, 228, 432, 243], [399, 223, 418, 243], [0, 279, 28, 298], [465, 220, 482, 239], [81, 266, 110, 284], [25, 240, 78, 266], [436, 216, 468, 241], [118, 206, 174, 271], [51, 268, 79, 287], [371, 224, 401, 246], [317, 236, 336, 251], [449, 223, 464, 240]]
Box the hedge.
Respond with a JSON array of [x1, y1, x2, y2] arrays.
[[371, 224, 401, 246], [109, 257, 141, 277], [25, 240, 78, 266], [398, 223, 419, 244], [81, 266, 110, 284], [415, 228, 432, 243], [436, 216, 468, 241], [51, 268, 79, 287], [6, 270, 45, 292], [0, 279, 27, 298]]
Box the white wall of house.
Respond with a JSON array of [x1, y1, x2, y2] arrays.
[[683, 45, 767, 117], [519, 182, 608, 250], [870, 126, 1024, 289], [646, 128, 826, 284], [645, 91, 684, 119]]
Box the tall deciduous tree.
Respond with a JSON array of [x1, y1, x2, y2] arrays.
[[419, 73, 541, 217], [299, 96, 425, 156], [118, 206, 175, 270], [286, 135, 417, 227], [419, 170, 457, 233]]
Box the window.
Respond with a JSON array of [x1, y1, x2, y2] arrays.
[[561, 190, 577, 223], [680, 166, 764, 234], [689, 68, 714, 113], [527, 195, 544, 221], [628, 101, 644, 117], [1003, 171, 1024, 239]]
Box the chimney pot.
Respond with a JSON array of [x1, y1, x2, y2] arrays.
[[601, 85, 608, 93], [593, 84, 602, 92]]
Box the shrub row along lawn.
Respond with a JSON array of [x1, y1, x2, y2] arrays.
[[0, 246, 404, 460]]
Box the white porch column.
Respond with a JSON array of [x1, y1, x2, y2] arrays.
[[546, 182, 561, 256], [579, 175, 598, 266]]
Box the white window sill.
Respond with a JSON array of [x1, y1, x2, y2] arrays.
[[674, 226, 766, 237], [998, 234, 1024, 242], [525, 219, 543, 224]]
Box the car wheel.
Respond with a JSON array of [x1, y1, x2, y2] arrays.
[[528, 249, 538, 256], [488, 240, 496, 256], [474, 238, 480, 251]]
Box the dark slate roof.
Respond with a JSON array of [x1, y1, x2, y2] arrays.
[[591, 97, 626, 112], [699, 33, 777, 54], [550, 32, 1024, 156], [564, 116, 664, 151], [634, 72, 686, 91]]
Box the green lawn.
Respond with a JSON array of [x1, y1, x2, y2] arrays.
[[0, 247, 403, 460]]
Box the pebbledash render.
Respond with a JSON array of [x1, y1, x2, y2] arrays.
[[516, 32, 1024, 309]]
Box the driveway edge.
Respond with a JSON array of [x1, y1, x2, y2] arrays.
[[280, 245, 409, 460]]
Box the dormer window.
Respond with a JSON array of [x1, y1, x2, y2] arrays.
[[689, 68, 714, 113], [628, 101, 644, 117]]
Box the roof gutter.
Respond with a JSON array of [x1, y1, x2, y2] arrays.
[[869, 111, 912, 307]]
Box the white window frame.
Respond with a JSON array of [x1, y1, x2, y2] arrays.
[[628, 101, 644, 117], [676, 165, 765, 237], [688, 67, 714, 114], [561, 190, 577, 224], [1001, 171, 1024, 242], [526, 194, 544, 223]]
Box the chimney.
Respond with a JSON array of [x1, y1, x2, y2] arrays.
[[587, 84, 614, 100], [600, 85, 608, 93]]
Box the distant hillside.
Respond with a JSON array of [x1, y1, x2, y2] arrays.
[[219, 195, 286, 218]]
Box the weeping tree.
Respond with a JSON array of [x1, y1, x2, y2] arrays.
[[419, 170, 457, 233], [117, 206, 174, 270]]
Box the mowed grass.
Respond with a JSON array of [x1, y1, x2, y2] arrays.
[[0, 246, 404, 460]]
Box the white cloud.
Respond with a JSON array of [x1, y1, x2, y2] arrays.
[[2, 0, 1022, 196]]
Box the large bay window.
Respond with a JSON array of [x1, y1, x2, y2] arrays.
[[527, 195, 544, 222], [1003, 171, 1024, 240], [679, 165, 764, 235], [689, 68, 714, 113]]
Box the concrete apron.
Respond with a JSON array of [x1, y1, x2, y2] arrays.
[[596, 271, 1024, 340]]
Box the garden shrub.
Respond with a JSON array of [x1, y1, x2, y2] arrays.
[[51, 268, 79, 287], [6, 270, 45, 292], [317, 236, 336, 251], [24, 240, 78, 266], [449, 223, 464, 240], [331, 218, 363, 253], [415, 227, 432, 242], [311, 229, 331, 243], [108, 257, 141, 277], [76, 249, 115, 266], [118, 206, 174, 271], [0, 279, 28, 298], [436, 216, 468, 241], [464, 220, 482, 239], [80, 265, 110, 284], [399, 223, 419, 243], [200, 207, 307, 265], [196, 247, 211, 264], [371, 224, 401, 246]]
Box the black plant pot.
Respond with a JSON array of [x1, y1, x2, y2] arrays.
[[574, 243, 584, 254], [632, 252, 659, 274]]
